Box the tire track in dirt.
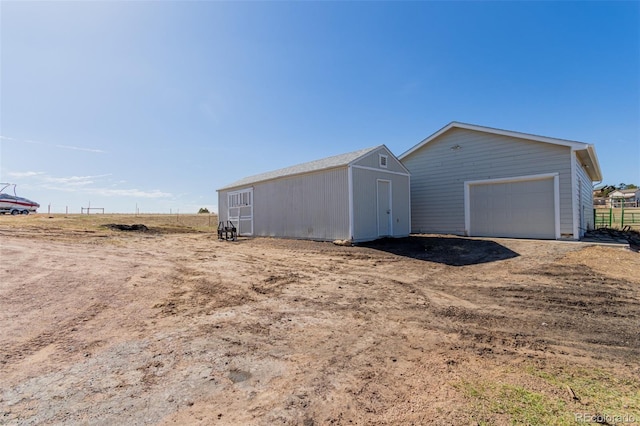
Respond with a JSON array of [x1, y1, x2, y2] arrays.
[[0, 303, 109, 366], [2, 229, 639, 425]]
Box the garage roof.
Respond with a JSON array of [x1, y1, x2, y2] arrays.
[[218, 145, 383, 191], [399, 122, 602, 181]]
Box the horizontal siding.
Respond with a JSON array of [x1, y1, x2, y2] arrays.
[[251, 168, 350, 241], [352, 168, 410, 241], [402, 128, 573, 236], [576, 157, 595, 235]]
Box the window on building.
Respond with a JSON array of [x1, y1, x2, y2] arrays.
[[379, 154, 388, 168], [229, 190, 252, 207]]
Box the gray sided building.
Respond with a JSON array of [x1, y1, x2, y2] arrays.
[[217, 145, 411, 243], [399, 122, 602, 240]]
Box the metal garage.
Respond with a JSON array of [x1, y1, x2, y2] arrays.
[[217, 145, 411, 243], [465, 174, 559, 239]]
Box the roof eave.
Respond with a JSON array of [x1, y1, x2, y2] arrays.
[[399, 121, 590, 160], [587, 145, 603, 182], [217, 164, 350, 192], [399, 122, 455, 160], [575, 145, 603, 182], [217, 145, 400, 192], [347, 145, 385, 166]]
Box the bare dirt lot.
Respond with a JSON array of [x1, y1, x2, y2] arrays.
[[1, 215, 639, 425]]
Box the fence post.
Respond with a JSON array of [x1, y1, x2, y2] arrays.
[[621, 203, 624, 228]]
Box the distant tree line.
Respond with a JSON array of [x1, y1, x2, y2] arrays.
[[595, 183, 638, 197]]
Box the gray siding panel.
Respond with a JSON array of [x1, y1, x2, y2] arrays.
[[218, 147, 409, 242], [352, 168, 410, 241], [218, 191, 229, 221], [252, 167, 350, 241], [402, 128, 574, 236], [353, 146, 408, 174], [575, 157, 595, 235]]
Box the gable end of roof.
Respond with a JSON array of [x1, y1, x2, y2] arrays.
[[399, 121, 591, 160]]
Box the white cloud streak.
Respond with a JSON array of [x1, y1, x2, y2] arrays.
[[42, 174, 112, 186], [7, 171, 44, 178], [8, 171, 172, 199], [55, 144, 106, 153], [93, 188, 172, 198], [0, 135, 106, 153], [40, 182, 172, 198]]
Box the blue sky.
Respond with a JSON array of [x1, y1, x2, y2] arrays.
[[1, 1, 638, 214]]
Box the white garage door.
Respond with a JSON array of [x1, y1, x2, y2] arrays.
[[468, 176, 556, 239]]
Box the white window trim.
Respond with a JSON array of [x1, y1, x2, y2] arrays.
[[379, 154, 388, 169], [228, 190, 252, 208], [227, 188, 253, 236], [463, 173, 560, 239]]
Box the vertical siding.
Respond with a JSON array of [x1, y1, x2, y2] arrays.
[[402, 128, 574, 236], [352, 168, 410, 241], [217, 191, 228, 221], [352, 146, 408, 174], [575, 155, 595, 235], [251, 167, 350, 241]]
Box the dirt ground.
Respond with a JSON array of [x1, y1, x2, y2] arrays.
[[1, 215, 639, 425]]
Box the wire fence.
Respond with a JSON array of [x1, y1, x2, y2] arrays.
[[594, 207, 640, 229]]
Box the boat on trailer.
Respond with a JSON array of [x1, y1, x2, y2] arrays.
[[0, 183, 40, 215]]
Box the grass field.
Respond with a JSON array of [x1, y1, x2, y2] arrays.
[[0, 212, 220, 233]]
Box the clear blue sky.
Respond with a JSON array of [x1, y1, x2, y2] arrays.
[[1, 1, 638, 214]]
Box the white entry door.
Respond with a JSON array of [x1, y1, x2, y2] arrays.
[[377, 180, 392, 237]]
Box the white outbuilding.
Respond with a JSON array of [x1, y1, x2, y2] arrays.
[[217, 145, 411, 243], [399, 122, 602, 240]]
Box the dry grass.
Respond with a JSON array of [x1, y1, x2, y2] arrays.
[[594, 207, 640, 230], [0, 213, 219, 233]]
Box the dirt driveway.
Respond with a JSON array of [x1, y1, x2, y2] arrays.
[[1, 217, 638, 425]]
